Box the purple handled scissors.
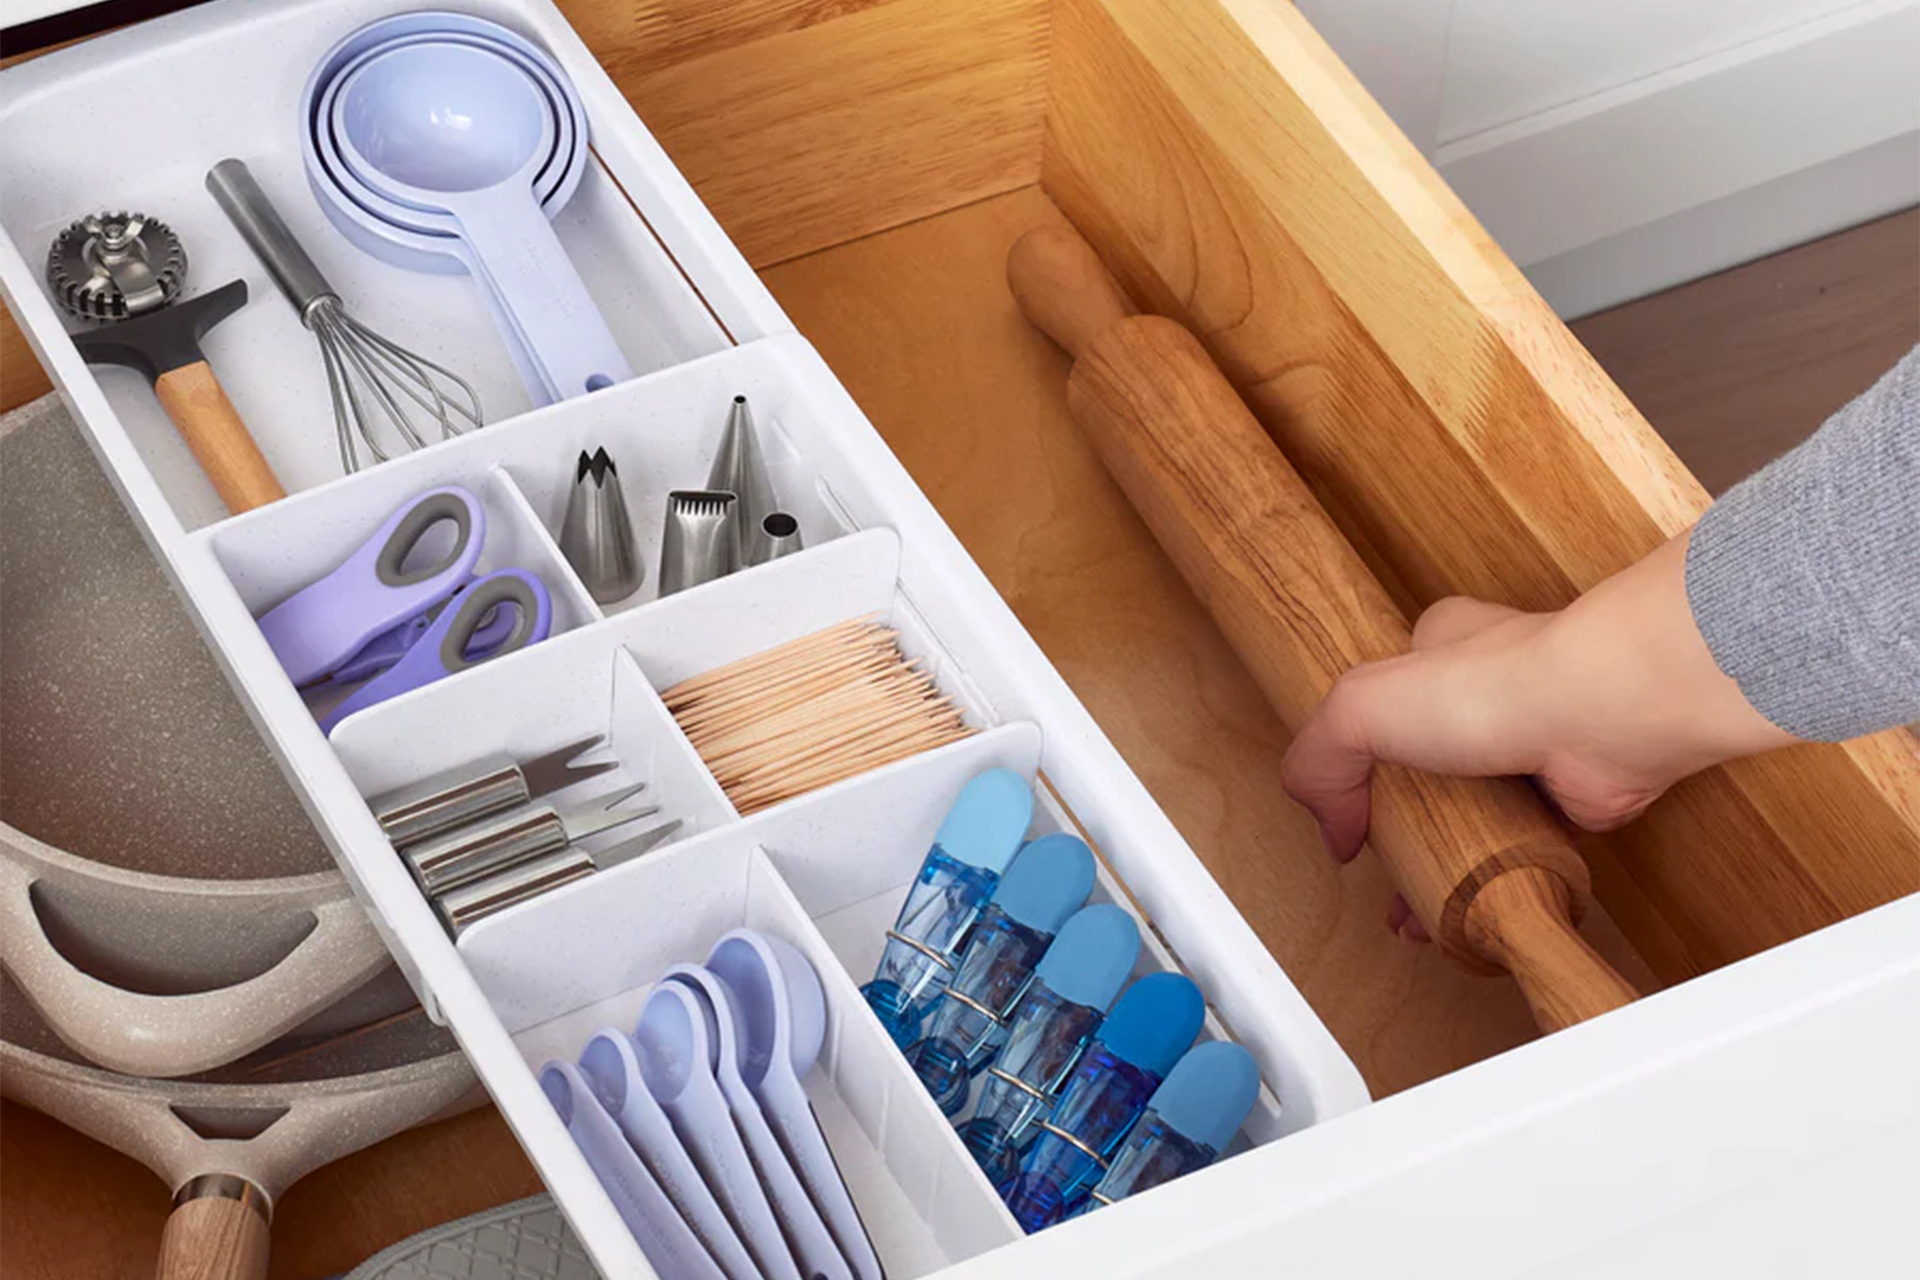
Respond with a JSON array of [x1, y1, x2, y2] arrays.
[[255, 486, 553, 730], [318, 568, 551, 734], [309, 591, 521, 689]]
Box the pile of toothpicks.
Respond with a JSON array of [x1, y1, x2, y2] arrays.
[[664, 618, 976, 814]]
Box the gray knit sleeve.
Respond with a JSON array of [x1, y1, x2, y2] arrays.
[[1685, 344, 1919, 741]]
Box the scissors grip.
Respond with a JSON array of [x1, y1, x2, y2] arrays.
[[257, 487, 486, 687]]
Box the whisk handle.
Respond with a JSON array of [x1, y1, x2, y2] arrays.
[[207, 159, 335, 319]]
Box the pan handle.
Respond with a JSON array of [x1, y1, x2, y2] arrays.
[[0, 855, 391, 1078], [3, 1033, 476, 1280], [156, 1182, 270, 1280], [148, 1051, 479, 1280]]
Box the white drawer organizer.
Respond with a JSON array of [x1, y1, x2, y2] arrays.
[[0, 0, 1369, 1275]]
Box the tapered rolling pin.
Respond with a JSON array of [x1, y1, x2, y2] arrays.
[[1008, 226, 1637, 1033]]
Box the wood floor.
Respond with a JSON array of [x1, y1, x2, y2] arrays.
[[1571, 208, 1919, 495], [2, 197, 1913, 1277]]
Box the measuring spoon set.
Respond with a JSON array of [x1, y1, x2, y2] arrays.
[[542, 929, 882, 1280]]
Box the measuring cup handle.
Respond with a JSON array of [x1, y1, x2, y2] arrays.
[[454, 189, 632, 400]]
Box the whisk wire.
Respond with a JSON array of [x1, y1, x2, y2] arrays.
[[339, 309, 482, 435], [328, 313, 431, 453], [315, 314, 389, 469], [305, 297, 483, 472], [317, 322, 375, 472]]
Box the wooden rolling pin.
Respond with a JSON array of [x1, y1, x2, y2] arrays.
[[1008, 226, 1638, 1033]]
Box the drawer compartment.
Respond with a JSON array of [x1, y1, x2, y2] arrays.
[[0, 1, 1365, 1262], [3, 0, 1916, 1276]]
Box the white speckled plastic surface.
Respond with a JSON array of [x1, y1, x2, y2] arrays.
[[0, 3, 1368, 1276]]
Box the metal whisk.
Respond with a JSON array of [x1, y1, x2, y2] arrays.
[[206, 159, 481, 473]]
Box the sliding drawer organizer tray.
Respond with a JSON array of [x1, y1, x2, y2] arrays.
[[8, 0, 1920, 1276], [0, 1, 1363, 1276]]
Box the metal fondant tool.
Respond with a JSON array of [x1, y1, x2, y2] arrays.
[[47, 210, 285, 512]]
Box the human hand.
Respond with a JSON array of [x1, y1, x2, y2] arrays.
[[1282, 533, 1797, 940]]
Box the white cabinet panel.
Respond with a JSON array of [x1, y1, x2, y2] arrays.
[[1295, 0, 1455, 151], [1434, 2, 1920, 266], [1441, 0, 1874, 143]]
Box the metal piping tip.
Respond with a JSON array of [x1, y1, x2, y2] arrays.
[[747, 510, 804, 566], [560, 446, 644, 604], [659, 489, 738, 596], [704, 395, 778, 550]]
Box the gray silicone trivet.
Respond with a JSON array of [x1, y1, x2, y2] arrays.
[[344, 1195, 600, 1280]]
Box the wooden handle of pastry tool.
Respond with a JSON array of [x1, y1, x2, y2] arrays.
[[155, 1181, 270, 1280], [154, 360, 286, 513], [1008, 226, 1637, 1032]]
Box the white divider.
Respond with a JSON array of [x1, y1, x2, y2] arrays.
[[612, 528, 904, 691], [485, 838, 1022, 1279], [204, 458, 599, 634], [610, 648, 738, 828], [488, 464, 606, 632], [329, 640, 734, 858]]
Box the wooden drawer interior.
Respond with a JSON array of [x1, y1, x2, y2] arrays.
[[6, 0, 1917, 1098]]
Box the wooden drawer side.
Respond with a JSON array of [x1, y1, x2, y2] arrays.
[[587, 0, 1053, 269], [1039, 0, 1920, 983]]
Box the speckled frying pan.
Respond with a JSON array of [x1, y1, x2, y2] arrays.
[[0, 395, 399, 1077], [0, 397, 478, 1279], [0, 970, 477, 1280]]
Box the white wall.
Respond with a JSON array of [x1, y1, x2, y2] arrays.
[[1438, 0, 1858, 140], [1296, 0, 1920, 317]]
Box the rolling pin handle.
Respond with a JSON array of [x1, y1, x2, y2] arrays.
[[1463, 867, 1638, 1032], [1007, 226, 1138, 359]]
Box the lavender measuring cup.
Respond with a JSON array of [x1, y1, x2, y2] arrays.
[[332, 40, 631, 400]]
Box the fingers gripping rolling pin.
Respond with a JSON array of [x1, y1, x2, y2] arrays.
[[1007, 226, 1637, 1033]]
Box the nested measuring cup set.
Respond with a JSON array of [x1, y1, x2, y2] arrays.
[[40, 10, 638, 503], [301, 9, 634, 406]]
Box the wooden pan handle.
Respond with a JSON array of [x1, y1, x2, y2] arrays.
[[155, 1181, 270, 1280], [153, 360, 286, 514], [1009, 226, 1636, 1029]]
